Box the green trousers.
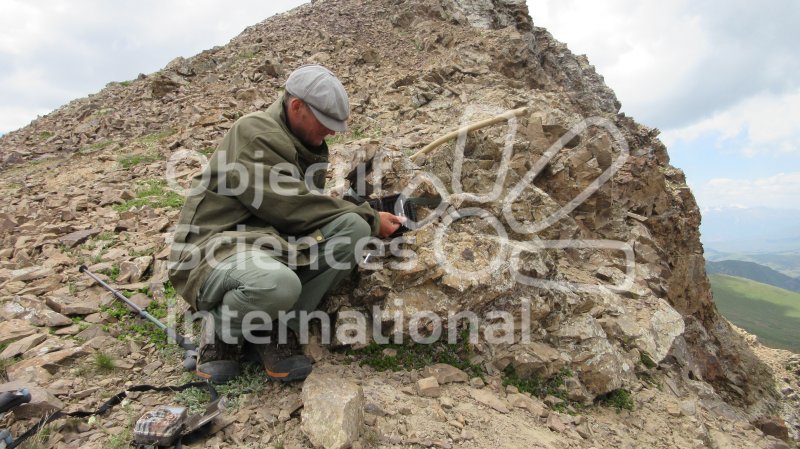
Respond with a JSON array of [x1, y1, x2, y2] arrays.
[[195, 213, 371, 343]]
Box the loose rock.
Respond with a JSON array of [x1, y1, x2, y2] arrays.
[[302, 372, 364, 449], [417, 376, 441, 398], [421, 363, 469, 384], [470, 389, 510, 414]]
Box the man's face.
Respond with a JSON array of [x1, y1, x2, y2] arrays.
[[289, 99, 336, 147]]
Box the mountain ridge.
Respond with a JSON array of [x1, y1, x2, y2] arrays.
[[706, 247, 800, 278], [707, 259, 800, 292]]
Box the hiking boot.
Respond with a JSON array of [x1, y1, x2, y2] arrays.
[[243, 328, 312, 382], [195, 316, 240, 384]]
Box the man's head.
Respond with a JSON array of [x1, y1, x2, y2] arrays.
[[284, 64, 349, 147]]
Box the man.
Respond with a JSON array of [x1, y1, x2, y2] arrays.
[[168, 64, 404, 383]]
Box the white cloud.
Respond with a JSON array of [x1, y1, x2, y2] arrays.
[[662, 89, 800, 156], [526, 0, 800, 214], [693, 172, 800, 209], [526, 0, 800, 130], [0, 0, 306, 132], [0, 2, 47, 56], [0, 106, 54, 134], [527, 0, 710, 126]]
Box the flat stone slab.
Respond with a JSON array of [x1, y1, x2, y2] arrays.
[[470, 388, 510, 414], [421, 363, 469, 384], [59, 228, 101, 248], [46, 295, 102, 316], [0, 333, 48, 360], [2, 296, 72, 327], [6, 346, 89, 382], [0, 319, 38, 346]]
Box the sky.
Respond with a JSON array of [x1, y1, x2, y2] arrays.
[[0, 0, 303, 130], [527, 0, 800, 211], [1, 0, 798, 211]]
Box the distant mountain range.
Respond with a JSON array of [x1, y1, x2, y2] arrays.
[[701, 206, 800, 253], [706, 260, 800, 292], [705, 249, 800, 279]]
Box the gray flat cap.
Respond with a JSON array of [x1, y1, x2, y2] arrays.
[[285, 64, 349, 132]]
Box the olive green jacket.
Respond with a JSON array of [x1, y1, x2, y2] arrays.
[[168, 95, 379, 309]]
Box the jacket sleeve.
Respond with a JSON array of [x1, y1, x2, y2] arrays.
[[225, 132, 381, 237]]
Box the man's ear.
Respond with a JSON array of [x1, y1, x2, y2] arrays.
[[287, 97, 303, 113]]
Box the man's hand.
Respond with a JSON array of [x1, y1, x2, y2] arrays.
[[378, 212, 406, 238]]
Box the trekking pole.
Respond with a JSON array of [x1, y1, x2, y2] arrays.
[[78, 265, 198, 370]]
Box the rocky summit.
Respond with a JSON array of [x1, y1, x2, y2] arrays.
[[0, 0, 798, 448]]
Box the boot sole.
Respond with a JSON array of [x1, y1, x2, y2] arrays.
[[263, 355, 313, 382], [195, 360, 241, 384]]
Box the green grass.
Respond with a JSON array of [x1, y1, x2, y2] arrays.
[[326, 135, 346, 145], [348, 330, 601, 413], [70, 316, 89, 332], [90, 248, 107, 264], [114, 129, 176, 166], [130, 247, 156, 258], [99, 264, 121, 282], [707, 260, 800, 292], [347, 329, 483, 378], [0, 355, 18, 382], [502, 366, 570, 399], [174, 383, 212, 415], [96, 231, 115, 241], [147, 298, 168, 320], [112, 179, 184, 212], [596, 388, 634, 412], [501, 366, 584, 413], [106, 428, 132, 449], [118, 151, 160, 169], [164, 280, 177, 304], [17, 425, 53, 449], [79, 139, 115, 154], [325, 126, 380, 145], [124, 318, 168, 347], [176, 364, 270, 412], [639, 351, 657, 369], [141, 128, 176, 144], [2, 181, 23, 193], [710, 274, 800, 351], [38, 131, 54, 140], [94, 352, 116, 372], [99, 282, 181, 350]]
